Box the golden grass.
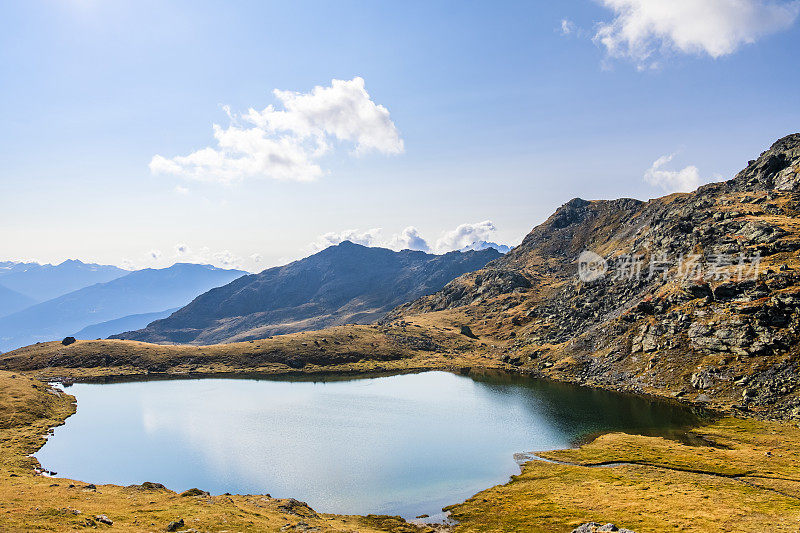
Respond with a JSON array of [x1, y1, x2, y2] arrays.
[[0, 323, 507, 383], [447, 418, 800, 532]]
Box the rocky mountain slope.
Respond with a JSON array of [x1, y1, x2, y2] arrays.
[[0, 264, 246, 352], [387, 133, 800, 419], [113, 243, 501, 345]]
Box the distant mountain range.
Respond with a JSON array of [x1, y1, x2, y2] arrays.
[[0, 259, 128, 302], [113, 242, 501, 345], [0, 263, 246, 352], [72, 308, 181, 341], [0, 284, 37, 318]]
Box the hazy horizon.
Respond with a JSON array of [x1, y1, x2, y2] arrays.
[[2, 0, 798, 272]]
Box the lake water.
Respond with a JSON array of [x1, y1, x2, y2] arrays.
[[38, 371, 703, 518]]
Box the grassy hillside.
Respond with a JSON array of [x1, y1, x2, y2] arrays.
[[0, 322, 504, 382]]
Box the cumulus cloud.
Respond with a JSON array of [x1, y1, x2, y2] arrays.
[[644, 153, 703, 193], [389, 226, 430, 252], [561, 18, 577, 35], [310, 228, 386, 251], [309, 221, 511, 254], [434, 221, 498, 253], [150, 77, 403, 183], [594, 0, 800, 68]]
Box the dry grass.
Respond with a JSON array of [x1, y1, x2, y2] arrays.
[[447, 418, 800, 532], [0, 323, 507, 383]]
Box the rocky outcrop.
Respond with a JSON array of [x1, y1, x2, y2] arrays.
[[392, 134, 800, 419], [729, 134, 800, 192]]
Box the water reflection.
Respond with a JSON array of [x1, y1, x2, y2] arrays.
[[38, 371, 703, 518]]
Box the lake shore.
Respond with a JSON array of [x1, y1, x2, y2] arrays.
[[0, 319, 773, 419], [2, 361, 800, 531]]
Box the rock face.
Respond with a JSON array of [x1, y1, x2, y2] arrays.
[[113, 243, 501, 345], [391, 133, 800, 419]]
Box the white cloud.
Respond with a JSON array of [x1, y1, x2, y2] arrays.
[[594, 0, 800, 68], [121, 245, 259, 271], [173, 243, 247, 269], [174, 185, 189, 195], [561, 18, 577, 35], [310, 228, 386, 251], [309, 221, 511, 255], [150, 77, 403, 184], [434, 221, 498, 253], [644, 153, 703, 193], [389, 226, 430, 252]]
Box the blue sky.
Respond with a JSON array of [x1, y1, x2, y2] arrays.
[[2, 0, 799, 271]]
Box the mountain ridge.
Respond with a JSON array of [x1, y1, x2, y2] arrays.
[[0, 259, 128, 302], [0, 284, 37, 318], [112, 243, 502, 345], [0, 263, 246, 352], [385, 132, 800, 419]]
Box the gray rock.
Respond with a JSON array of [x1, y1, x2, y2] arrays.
[[691, 369, 717, 390], [460, 325, 478, 338], [94, 515, 113, 525], [166, 519, 185, 532], [572, 523, 635, 533]]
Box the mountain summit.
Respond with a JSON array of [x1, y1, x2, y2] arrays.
[[113, 243, 501, 344], [386, 133, 800, 418]]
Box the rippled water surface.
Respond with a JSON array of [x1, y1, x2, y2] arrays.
[[38, 371, 702, 518]]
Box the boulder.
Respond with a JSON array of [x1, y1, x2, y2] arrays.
[[166, 519, 185, 532], [572, 523, 635, 533], [61, 337, 76, 346], [94, 515, 113, 525], [460, 325, 478, 338]]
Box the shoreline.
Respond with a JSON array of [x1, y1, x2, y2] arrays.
[[3, 364, 800, 531]]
